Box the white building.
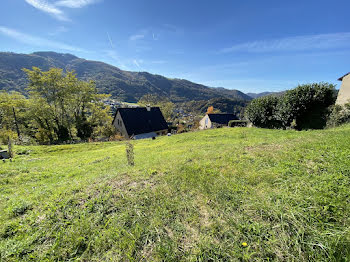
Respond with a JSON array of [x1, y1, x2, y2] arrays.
[[336, 72, 350, 106], [199, 113, 238, 130]]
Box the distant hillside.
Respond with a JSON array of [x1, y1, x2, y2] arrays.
[[0, 51, 251, 103], [247, 91, 285, 99], [181, 97, 248, 117]]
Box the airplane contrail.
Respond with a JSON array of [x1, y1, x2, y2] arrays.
[[107, 31, 114, 48]]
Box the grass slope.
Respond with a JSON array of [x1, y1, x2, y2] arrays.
[[1, 126, 350, 261]]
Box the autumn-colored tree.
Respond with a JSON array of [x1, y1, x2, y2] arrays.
[[206, 106, 214, 114]]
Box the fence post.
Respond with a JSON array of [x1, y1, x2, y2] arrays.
[[8, 136, 13, 158], [125, 141, 134, 166]]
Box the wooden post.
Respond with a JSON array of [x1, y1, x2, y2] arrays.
[[125, 142, 134, 166], [8, 136, 13, 158]]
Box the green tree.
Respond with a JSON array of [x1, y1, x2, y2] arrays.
[[0, 91, 29, 143], [24, 67, 72, 141], [23, 67, 111, 143]]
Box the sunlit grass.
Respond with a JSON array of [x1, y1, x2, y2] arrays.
[[1, 126, 350, 261]]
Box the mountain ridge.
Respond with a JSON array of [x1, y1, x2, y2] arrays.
[[0, 51, 252, 103], [247, 91, 287, 99]]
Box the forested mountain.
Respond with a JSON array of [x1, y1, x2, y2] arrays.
[[0, 51, 251, 103], [181, 98, 248, 117]]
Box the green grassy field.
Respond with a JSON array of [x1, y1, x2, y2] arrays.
[[1, 126, 350, 261]]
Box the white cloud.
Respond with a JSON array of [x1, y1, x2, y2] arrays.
[[219, 32, 350, 54], [0, 26, 86, 52], [129, 34, 145, 41], [25, 0, 68, 21], [56, 0, 100, 8], [24, 0, 100, 21], [129, 25, 183, 43]]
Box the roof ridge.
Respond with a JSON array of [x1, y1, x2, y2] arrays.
[[338, 72, 350, 81]]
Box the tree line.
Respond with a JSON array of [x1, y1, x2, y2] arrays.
[[0, 67, 113, 144]]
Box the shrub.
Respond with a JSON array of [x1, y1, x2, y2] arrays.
[[245, 95, 281, 129], [228, 120, 249, 127], [327, 102, 350, 127], [276, 83, 336, 130], [245, 83, 337, 130]]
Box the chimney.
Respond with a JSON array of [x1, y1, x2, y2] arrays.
[[146, 104, 151, 111]]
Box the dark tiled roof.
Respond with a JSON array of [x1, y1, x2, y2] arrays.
[[338, 72, 350, 81], [208, 113, 238, 125], [115, 107, 168, 136]]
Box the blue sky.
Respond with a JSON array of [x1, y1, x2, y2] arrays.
[[0, 0, 349, 93]]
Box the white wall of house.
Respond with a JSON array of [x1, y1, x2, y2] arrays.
[[199, 115, 212, 130], [133, 132, 157, 140], [112, 111, 129, 138], [133, 130, 167, 140], [336, 74, 350, 105]]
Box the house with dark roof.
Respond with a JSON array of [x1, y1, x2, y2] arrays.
[[336, 72, 350, 106], [199, 113, 238, 130], [112, 106, 168, 139]]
